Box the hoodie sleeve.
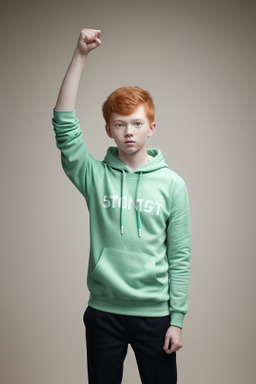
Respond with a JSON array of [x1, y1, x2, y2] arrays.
[[167, 179, 191, 328], [52, 110, 94, 199]]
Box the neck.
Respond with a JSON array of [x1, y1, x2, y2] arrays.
[[118, 149, 151, 171]]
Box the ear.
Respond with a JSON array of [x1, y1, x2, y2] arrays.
[[105, 124, 113, 138], [148, 122, 156, 138]]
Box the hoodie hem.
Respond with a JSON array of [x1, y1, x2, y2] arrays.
[[88, 295, 170, 317]]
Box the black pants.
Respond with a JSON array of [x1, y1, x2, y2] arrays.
[[83, 306, 177, 384]]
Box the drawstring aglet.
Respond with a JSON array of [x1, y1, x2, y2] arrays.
[[121, 226, 124, 235], [138, 229, 141, 238]]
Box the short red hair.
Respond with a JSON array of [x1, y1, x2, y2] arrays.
[[102, 86, 155, 126]]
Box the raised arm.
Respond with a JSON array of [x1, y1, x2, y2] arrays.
[[55, 28, 101, 111]]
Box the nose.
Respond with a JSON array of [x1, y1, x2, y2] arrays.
[[124, 124, 134, 137]]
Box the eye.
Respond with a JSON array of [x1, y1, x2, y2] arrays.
[[135, 122, 142, 127], [115, 123, 124, 128]]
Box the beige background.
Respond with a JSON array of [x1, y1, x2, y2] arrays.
[[1, 0, 255, 383]]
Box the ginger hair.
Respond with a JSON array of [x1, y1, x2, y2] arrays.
[[102, 86, 155, 126]]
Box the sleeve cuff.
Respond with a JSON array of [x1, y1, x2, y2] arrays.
[[170, 312, 185, 328], [53, 109, 76, 124]]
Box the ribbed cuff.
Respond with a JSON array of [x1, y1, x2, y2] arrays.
[[170, 312, 185, 329], [53, 109, 76, 124]]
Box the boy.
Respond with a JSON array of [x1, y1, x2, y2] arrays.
[[52, 28, 191, 384]]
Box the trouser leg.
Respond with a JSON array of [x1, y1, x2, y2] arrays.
[[129, 316, 177, 384], [83, 307, 128, 384]]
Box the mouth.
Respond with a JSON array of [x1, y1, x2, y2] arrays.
[[125, 140, 135, 144]]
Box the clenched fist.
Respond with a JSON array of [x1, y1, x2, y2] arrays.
[[76, 28, 101, 55]]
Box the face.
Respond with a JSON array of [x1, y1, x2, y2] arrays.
[[105, 105, 156, 157]]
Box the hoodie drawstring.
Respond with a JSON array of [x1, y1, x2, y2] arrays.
[[120, 169, 125, 235], [120, 170, 143, 238], [136, 172, 143, 238]]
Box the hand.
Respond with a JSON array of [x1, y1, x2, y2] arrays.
[[76, 28, 101, 55], [163, 325, 183, 354]]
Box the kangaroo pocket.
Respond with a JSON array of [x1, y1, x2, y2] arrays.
[[91, 247, 167, 301]]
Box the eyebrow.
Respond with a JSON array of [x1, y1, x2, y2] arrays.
[[112, 118, 144, 123]]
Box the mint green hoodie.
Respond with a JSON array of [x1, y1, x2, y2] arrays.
[[52, 110, 191, 328]]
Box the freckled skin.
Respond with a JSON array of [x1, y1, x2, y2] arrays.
[[105, 105, 156, 170]]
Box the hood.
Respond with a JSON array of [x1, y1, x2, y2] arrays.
[[103, 147, 168, 238], [103, 147, 168, 173]]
